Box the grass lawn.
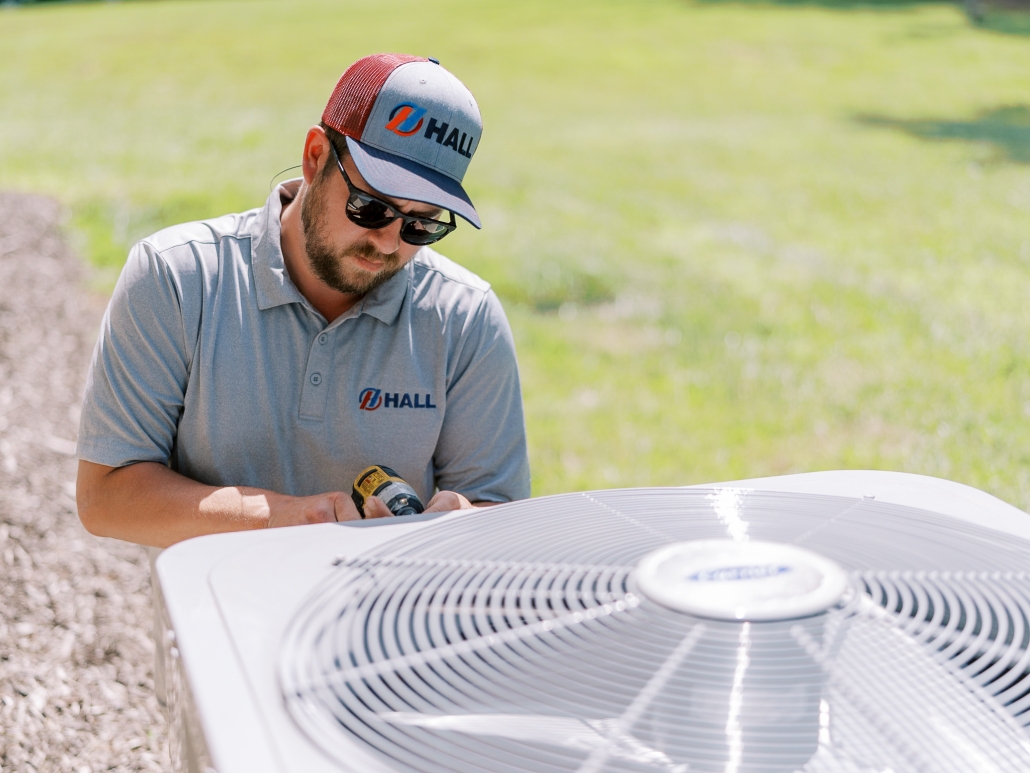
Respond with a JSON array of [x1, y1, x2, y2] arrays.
[[3, 0, 1030, 507]]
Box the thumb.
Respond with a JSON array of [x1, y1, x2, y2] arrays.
[[364, 495, 394, 519]]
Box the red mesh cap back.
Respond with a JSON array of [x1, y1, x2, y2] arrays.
[[322, 53, 428, 139]]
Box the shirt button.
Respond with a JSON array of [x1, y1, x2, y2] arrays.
[[318, 333, 328, 345], [310, 373, 322, 386]]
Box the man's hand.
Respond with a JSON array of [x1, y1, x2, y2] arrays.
[[265, 490, 371, 528], [426, 490, 475, 512], [361, 489, 476, 519], [77, 460, 385, 548]]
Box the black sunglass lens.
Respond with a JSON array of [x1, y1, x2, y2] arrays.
[[348, 194, 395, 228], [401, 220, 451, 245]]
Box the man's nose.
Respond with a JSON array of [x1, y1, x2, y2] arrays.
[[365, 218, 403, 254]]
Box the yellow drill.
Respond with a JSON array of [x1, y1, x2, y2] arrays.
[[351, 465, 426, 517]]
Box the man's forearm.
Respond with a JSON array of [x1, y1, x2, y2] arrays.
[[76, 460, 355, 548]]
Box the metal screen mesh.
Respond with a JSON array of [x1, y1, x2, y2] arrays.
[[280, 488, 1030, 773]]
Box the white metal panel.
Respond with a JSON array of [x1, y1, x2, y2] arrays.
[[697, 471, 1030, 539], [156, 510, 464, 772], [157, 529, 287, 773]]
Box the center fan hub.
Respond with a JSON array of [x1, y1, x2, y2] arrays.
[[633, 540, 848, 621]]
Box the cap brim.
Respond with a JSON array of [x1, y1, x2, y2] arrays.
[[345, 136, 481, 229]]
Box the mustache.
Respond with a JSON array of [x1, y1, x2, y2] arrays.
[[347, 241, 395, 267]]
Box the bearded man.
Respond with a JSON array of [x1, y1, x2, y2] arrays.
[[75, 54, 530, 547]]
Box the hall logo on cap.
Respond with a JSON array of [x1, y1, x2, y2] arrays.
[[423, 118, 475, 159], [385, 103, 426, 137], [385, 102, 475, 159]]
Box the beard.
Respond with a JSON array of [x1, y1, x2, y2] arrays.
[[300, 173, 404, 296]]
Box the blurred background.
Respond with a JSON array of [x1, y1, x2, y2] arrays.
[[3, 0, 1030, 508]]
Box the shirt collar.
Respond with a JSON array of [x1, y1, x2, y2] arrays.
[[252, 179, 409, 327], [253, 179, 307, 311]]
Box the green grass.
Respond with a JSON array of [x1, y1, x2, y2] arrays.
[[3, 0, 1030, 508]]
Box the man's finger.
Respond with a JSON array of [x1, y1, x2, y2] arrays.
[[363, 495, 393, 519], [424, 490, 472, 513], [333, 493, 363, 522]]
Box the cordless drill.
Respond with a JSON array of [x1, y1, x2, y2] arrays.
[[351, 465, 426, 517]]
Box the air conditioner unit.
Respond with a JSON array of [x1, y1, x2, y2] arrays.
[[155, 471, 1030, 773]]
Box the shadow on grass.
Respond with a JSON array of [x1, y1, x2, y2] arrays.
[[973, 8, 1030, 33], [693, 0, 942, 7], [692, 0, 1030, 34], [856, 106, 1030, 163]]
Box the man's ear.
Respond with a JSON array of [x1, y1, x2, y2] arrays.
[[301, 126, 330, 185]]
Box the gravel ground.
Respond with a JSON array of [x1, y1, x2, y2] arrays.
[[0, 194, 168, 772]]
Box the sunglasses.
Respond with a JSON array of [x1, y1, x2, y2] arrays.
[[329, 143, 456, 246]]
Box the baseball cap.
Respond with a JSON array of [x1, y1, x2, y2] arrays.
[[322, 53, 483, 228]]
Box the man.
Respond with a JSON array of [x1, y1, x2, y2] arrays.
[[76, 53, 530, 548]]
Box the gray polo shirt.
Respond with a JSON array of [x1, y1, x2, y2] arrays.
[[78, 181, 530, 504]]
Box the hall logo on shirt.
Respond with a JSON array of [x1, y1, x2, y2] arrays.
[[359, 387, 437, 411]]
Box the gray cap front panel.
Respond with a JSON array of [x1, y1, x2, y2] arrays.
[[361, 61, 482, 183]]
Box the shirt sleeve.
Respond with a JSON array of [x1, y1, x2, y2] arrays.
[[77, 241, 192, 468], [432, 289, 531, 503]]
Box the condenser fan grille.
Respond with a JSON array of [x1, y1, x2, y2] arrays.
[[280, 488, 1030, 773], [860, 570, 1030, 722]]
